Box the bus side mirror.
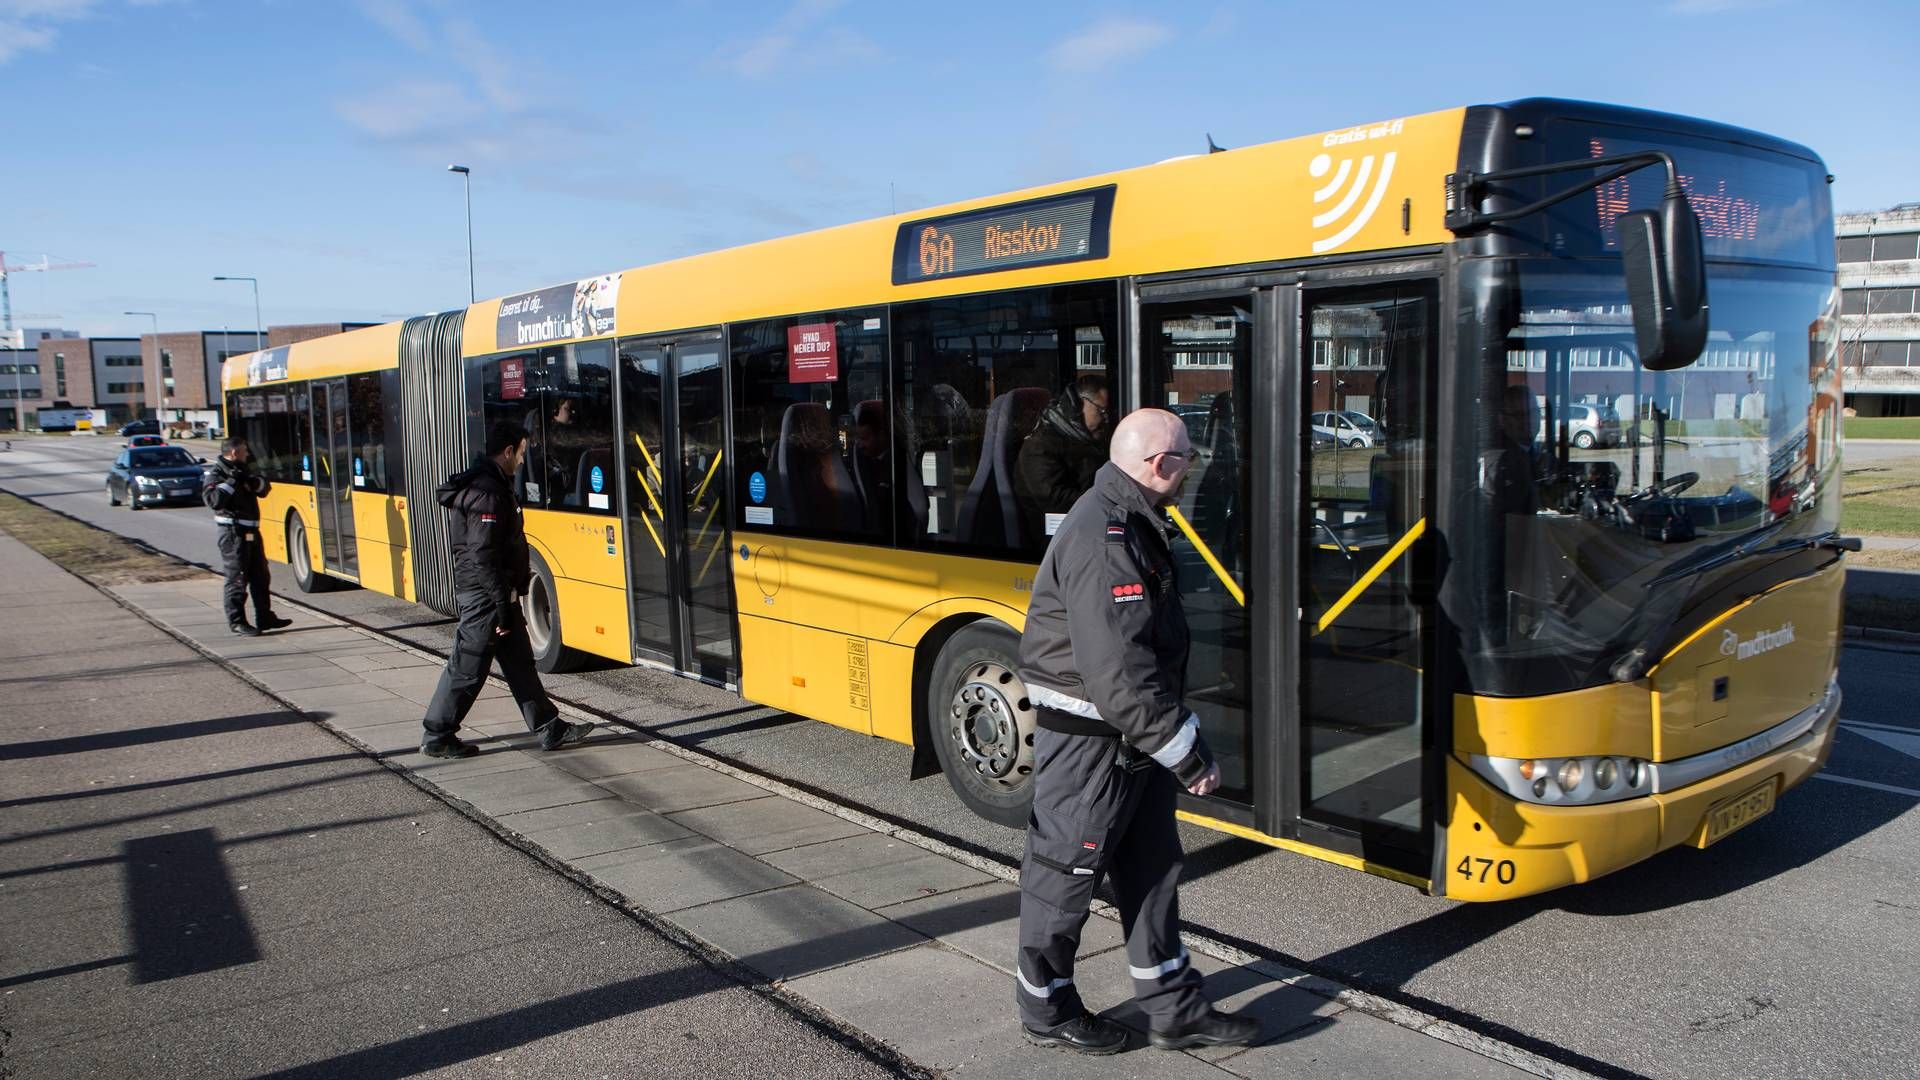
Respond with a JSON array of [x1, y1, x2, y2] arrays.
[[1620, 188, 1709, 371]]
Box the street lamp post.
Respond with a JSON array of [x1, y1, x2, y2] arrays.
[[213, 276, 263, 352], [125, 310, 164, 432], [447, 164, 475, 303]]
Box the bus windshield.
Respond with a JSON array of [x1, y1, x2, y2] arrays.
[[1454, 258, 1841, 693]]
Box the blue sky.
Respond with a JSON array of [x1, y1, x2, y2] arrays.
[[5, 0, 1914, 339]]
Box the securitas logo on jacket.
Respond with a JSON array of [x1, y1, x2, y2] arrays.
[[1721, 622, 1796, 660]]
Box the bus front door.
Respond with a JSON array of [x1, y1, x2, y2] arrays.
[[617, 331, 738, 685], [1294, 280, 1436, 878]]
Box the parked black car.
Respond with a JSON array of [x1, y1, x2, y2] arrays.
[[119, 418, 160, 437], [107, 445, 207, 510]]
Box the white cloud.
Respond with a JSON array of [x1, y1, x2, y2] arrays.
[[0, 19, 57, 62], [0, 0, 97, 65], [1048, 16, 1169, 74], [718, 0, 876, 79]]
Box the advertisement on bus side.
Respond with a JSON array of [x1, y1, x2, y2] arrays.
[[496, 273, 622, 350]]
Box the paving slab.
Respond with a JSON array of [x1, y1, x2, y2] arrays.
[[507, 800, 696, 859], [595, 762, 774, 814], [433, 765, 611, 816], [875, 881, 1126, 975], [404, 745, 548, 783], [668, 794, 873, 855], [281, 681, 417, 710], [574, 836, 797, 913], [762, 832, 996, 909], [251, 665, 368, 692], [671, 883, 927, 981], [1204, 1007, 1537, 1079], [788, 944, 1234, 1079], [540, 737, 684, 780]]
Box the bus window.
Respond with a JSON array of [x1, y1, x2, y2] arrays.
[[527, 341, 616, 514], [730, 308, 890, 542], [234, 384, 308, 485], [467, 348, 547, 502], [891, 281, 1118, 556], [347, 372, 389, 494]]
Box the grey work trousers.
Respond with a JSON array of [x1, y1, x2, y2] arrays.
[[1014, 727, 1209, 1031], [421, 589, 561, 740]]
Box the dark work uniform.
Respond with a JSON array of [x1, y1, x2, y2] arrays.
[[420, 458, 563, 742], [205, 457, 273, 628], [1014, 462, 1215, 1032]]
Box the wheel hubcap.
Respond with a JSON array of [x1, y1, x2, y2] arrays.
[[526, 578, 553, 654], [948, 661, 1035, 790]]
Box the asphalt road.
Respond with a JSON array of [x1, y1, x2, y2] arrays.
[[5, 434, 1917, 1080]]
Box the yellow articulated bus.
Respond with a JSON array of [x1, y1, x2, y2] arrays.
[[224, 98, 1851, 900]]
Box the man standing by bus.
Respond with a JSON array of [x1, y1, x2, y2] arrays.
[[420, 420, 594, 759], [1012, 409, 1259, 1054], [205, 436, 291, 637]]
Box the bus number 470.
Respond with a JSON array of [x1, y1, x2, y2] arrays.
[[1457, 856, 1517, 885]]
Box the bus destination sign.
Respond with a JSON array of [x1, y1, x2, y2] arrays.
[[892, 186, 1115, 285]]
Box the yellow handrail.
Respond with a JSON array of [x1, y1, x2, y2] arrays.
[[1314, 518, 1426, 635], [1166, 506, 1246, 607]]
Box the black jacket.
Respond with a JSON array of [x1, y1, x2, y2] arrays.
[[1017, 463, 1213, 785], [439, 457, 531, 628], [205, 457, 270, 522], [1014, 389, 1109, 541]]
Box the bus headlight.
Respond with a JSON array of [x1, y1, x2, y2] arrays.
[[1469, 754, 1653, 805]]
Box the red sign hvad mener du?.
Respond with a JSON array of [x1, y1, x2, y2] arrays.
[[787, 323, 839, 383]]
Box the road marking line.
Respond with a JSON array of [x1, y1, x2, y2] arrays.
[[1811, 773, 1920, 798], [1840, 719, 1920, 736]]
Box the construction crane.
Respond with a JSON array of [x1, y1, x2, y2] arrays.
[[0, 251, 95, 335]]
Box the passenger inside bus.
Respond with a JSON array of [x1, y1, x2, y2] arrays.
[[1013, 374, 1111, 542]]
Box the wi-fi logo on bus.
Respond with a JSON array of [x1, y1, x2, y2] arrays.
[[1309, 149, 1397, 254]]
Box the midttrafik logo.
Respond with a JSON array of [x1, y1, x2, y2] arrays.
[[1721, 622, 1796, 660]]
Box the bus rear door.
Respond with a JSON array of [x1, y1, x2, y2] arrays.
[[617, 330, 739, 686]]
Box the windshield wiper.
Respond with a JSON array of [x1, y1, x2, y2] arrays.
[[1642, 517, 1793, 590], [1610, 525, 1852, 683]]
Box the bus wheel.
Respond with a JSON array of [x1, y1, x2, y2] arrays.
[[524, 552, 578, 673], [926, 621, 1035, 829], [287, 513, 325, 593]]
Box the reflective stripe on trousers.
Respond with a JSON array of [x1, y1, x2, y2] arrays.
[[1014, 728, 1208, 1031]]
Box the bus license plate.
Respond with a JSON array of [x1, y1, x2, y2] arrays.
[[1704, 782, 1776, 845]]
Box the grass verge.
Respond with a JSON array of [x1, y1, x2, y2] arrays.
[[1845, 417, 1920, 440], [0, 491, 207, 586], [1841, 457, 1920, 536]]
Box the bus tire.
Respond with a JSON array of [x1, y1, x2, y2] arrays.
[[287, 512, 326, 593], [925, 620, 1035, 829], [524, 551, 579, 674]]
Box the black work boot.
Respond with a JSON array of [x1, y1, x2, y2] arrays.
[[1023, 1014, 1127, 1055], [539, 719, 594, 751], [257, 612, 292, 631], [230, 621, 261, 637], [420, 735, 480, 759], [1148, 1009, 1261, 1050]]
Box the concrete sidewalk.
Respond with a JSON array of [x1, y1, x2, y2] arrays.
[[66, 560, 1541, 1077], [0, 532, 918, 1080]]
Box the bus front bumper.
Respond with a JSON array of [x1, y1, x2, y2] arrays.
[[1442, 679, 1841, 901]]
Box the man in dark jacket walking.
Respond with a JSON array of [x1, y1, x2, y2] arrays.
[[420, 420, 594, 759], [205, 436, 291, 637], [1012, 409, 1258, 1055]]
